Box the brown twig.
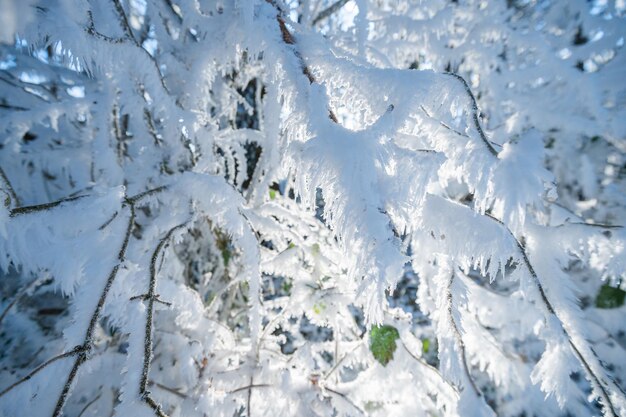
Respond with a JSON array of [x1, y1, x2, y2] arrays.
[[267, 0, 339, 123], [138, 222, 189, 417]]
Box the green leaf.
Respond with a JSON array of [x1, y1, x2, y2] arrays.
[[313, 302, 326, 315], [369, 325, 400, 366], [364, 401, 384, 412], [422, 338, 430, 354], [269, 189, 276, 200], [596, 284, 626, 309], [281, 279, 293, 294], [214, 229, 232, 267]]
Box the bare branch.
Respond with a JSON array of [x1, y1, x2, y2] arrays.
[[312, 0, 351, 26], [228, 384, 271, 394], [149, 381, 187, 399], [76, 392, 102, 417], [0, 277, 53, 327], [0, 345, 87, 397], [325, 386, 365, 416]]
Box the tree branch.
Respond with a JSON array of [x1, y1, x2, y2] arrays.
[[138, 221, 189, 417], [446, 273, 484, 398], [325, 386, 365, 416], [444, 73, 499, 157], [0, 166, 20, 207], [52, 203, 136, 417], [484, 212, 622, 417], [266, 0, 339, 123], [0, 345, 87, 397], [312, 0, 351, 26], [10, 195, 89, 217], [0, 277, 53, 327]]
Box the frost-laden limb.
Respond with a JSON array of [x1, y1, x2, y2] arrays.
[[136, 221, 189, 417], [9, 195, 89, 217], [445, 273, 483, 400], [266, 0, 339, 123], [484, 213, 624, 417], [443, 73, 499, 157], [52, 203, 136, 417]]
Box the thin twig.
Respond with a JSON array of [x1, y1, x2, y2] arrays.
[[446, 273, 483, 398], [0, 277, 53, 327], [312, 0, 351, 25], [247, 375, 254, 417], [10, 195, 88, 217], [138, 222, 189, 417], [0, 166, 20, 207], [149, 381, 187, 399], [112, 0, 172, 95], [323, 341, 363, 380], [399, 340, 459, 394], [444, 73, 499, 157], [325, 386, 365, 416], [86, 10, 125, 43], [228, 383, 271, 394], [0, 345, 87, 397], [0, 102, 29, 111], [76, 392, 102, 417], [126, 185, 168, 205]]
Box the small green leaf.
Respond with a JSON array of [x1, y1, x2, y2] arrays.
[[596, 284, 626, 309], [422, 338, 430, 354], [288, 242, 296, 249], [313, 302, 326, 315], [281, 279, 293, 294], [214, 229, 232, 267], [311, 243, 320, 255], [369, 325, 400, 366], [269, 189, 276, 200], [364, 401, 384, 412]]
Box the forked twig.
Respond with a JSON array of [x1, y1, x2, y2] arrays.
[[138, 222, 189, 417]]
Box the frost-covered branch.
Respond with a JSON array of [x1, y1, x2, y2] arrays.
[[138, 222, 189, 417], [52, 202, 136, 417]]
